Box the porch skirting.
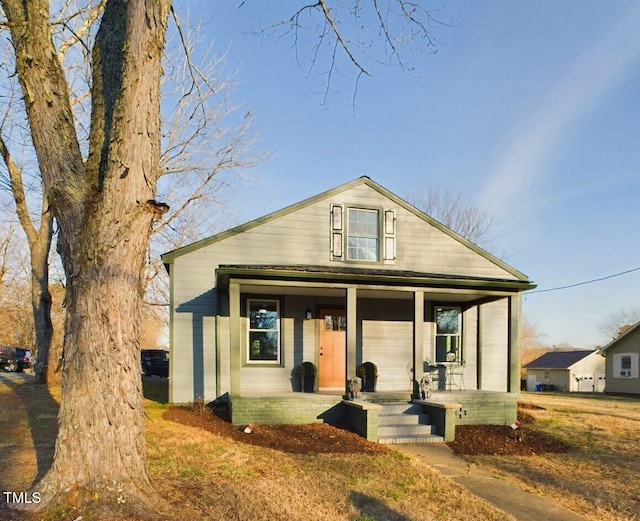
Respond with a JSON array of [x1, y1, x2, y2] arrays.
[[230, 394, 345, 427], [228, 391, 519, 443]]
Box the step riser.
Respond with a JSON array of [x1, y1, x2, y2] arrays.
[[378, 414, 430, 426], [378, 404, 422, 415], [378, 425, 436, 437], [378, 435, 444, 444]]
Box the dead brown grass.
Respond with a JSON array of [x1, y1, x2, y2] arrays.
[[464, 393, 640, 521], [0, 374, 512, 521], [145, 404, 512, 521], [3, 373, 637, 521]]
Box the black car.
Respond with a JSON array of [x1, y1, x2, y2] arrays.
[[15, 348, 34, 372], [0, 346, 17, 372], [141, 349, 169, 377]]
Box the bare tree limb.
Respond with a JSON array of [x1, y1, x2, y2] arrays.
[[245, 1, 447, 103]]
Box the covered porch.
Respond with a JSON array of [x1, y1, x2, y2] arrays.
[[214, 264, 530, 439]]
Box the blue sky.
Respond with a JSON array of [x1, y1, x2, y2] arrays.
[[178, 1, 640, 348]]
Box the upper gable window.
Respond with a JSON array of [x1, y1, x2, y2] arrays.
[[331, 204, 395, 262], [347, 208, 379, 261]]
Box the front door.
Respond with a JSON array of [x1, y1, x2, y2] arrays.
[[319, 309, 346, 389]]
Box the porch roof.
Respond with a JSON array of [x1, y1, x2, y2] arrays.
[[216, 264, 536, 293]]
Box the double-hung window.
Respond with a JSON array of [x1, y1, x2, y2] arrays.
[[247, 299, 280, 364], [435, 306, 462, 363], [331, 204, 396, 262], [347, 208, 379, 261]]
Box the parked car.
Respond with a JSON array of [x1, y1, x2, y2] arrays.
[[0, 346, 17, 372], [141, 349, 169, 378], [15, 348, 34, 372]]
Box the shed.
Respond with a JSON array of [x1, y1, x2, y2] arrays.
[[523, 350, 605, 392]]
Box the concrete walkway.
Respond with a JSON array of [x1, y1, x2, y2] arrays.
[[396, 443, 588, 521]]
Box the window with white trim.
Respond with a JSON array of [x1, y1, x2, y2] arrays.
[[613, 352, 639, 378], [435, 306, 462, 363], [348, 208, 379, 261], [330, 204, 396, 262], [247, 299, 280, 364]]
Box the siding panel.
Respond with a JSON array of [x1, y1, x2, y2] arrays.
[[479, 299, 509, 392]]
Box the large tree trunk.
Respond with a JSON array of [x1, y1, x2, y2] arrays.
[[38, 211, 156, 507], [2, 0, 171, 512]]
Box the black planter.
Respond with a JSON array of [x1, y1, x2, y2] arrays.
[[362, 375, 377, 392], [301, 375, 315, 393]]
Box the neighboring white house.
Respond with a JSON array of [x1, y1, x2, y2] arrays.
[[523, 350, 605, 392], [161, 177, 535, 431], [600, 321, 640, 396]]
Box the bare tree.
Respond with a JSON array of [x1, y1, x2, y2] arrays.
[[1, 0, 172, 512], [0, 0, 104, 385], [246, 0, 446, 105], [409, 186, 497, 248], [0, 1, 441, 515], [0, 223, 13, 290], [0, 133, 54, 383], [599, 307, 640, 341], [0, 4, 255, 386], [518, 317, 549, 376]]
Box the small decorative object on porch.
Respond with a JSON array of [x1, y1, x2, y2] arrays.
[[357, 361, 378, 392], [298, 361, 317, 393], [348, 376, 362, 400], [419, 374, 432, 400]]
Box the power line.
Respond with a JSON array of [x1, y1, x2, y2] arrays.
[[527, 265, 640, 295]]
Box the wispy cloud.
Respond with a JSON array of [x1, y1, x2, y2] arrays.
[[481, 4, 640, 219]]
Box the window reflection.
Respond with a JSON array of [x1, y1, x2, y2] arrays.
[[435, 307, 462, 363], [248, 299, 280, 363], [324, 314, 346, 331]]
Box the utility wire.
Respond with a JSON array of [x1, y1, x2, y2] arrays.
[[527, 265, 640, 294]]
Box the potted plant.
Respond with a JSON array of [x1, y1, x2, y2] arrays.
[[298, 361, 317, 393], [357, 361, 378, 392]]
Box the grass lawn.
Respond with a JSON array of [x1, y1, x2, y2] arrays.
[[0, 374, 511, 521], [464, 392, 640, 521], [1, 373, 638, 520]]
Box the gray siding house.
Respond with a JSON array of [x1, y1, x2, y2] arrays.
[[523, 350, 605, 392], [601, 322, 640, 396], [162, 177, 535, 439]]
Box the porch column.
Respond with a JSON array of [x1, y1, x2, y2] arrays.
[[413, 290, 425, 398], [229, 281, 241, 396], [508, 295, 521, 393], [476, 305, 483, 390], [346, 286, 357, 390]]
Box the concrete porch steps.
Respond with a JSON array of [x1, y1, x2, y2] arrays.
[[376, 402, 445, 444]]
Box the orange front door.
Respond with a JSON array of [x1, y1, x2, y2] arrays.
[[318, 310, 346, 389]]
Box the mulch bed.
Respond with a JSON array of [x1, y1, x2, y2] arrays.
[[447, 407, 570, 456], [163, 402, 569, 457], [162, 406, 388, 455]]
